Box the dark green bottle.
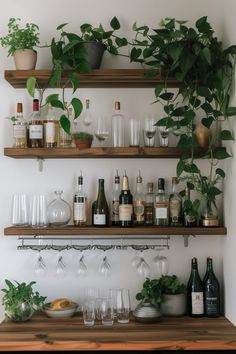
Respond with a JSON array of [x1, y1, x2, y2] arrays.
[[187, 257, 204, 317], [183, 187, 197, 227], [92, 179, 109, 227], [203, 257, 220, 317]]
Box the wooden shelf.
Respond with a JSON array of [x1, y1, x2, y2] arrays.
[[0, 314, 235, 351], [4, 69, 179, 88], [4, 147, 206, 159], [4, 225, 227, 236]]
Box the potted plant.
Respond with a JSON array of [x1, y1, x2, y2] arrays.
[[0, 18, 40, 70], [73, 132, 94, 149], [133, 278, 163, 323], [2, 280, 46, 322], [159, 275, 186, 316]]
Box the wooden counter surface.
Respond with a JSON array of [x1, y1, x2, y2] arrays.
[[0, 313, 236, 351]]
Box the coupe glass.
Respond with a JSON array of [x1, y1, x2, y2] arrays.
[[47, 191, 71, 227]]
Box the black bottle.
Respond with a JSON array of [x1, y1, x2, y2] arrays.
[[187, 257, 204, 317], [92, 179, 109, 227], [203, 257, 220, 317]]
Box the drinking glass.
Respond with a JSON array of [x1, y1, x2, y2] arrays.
[[109, 289, 118, 318], [99, 256, 111, 277], [129, 118, 140, 147], [143, 115, 157, 147], [152, 249, 168, 276], [30, 195, 47, 228], [75, 255, 87, 277], [95, 115, 109, 147], [55, 254, 66, 277], [100, 298, 114, 325], [82, 300, 95, 326], [34, 252, 47, 277], [136, 257, 151, 278], [158, 126, 170, 147], [116, 289, 131, 324], [84, 287, 100, 300], [11, 194, 29, 226]]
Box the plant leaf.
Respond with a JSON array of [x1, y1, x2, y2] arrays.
[[220, 130, 234, 141], [69, 75, 79, 94], [176, 159, 185, 177], [45, 94, 59, 104], [50, 99, 64, 110], [26, 77, 37, 97], [216, 168, 225, 178], [214, 147, 232, 159], [226, 106, 236, 117], [110, 16, 120, 30], [56, 23, 68, 30], [155, 84, 165, 98], [71, 98, 83, 118], [60, 114, 71, 135]]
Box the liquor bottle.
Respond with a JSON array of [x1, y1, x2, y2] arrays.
[[133, 171, 145, 225], [111, 170, 120, 226], [83, 99, 93, 126], [92, 179, 109, 227], [183, 187, 197, 227], [203, 257, 220, 317], [154, 178, 169, 226], [145, 182, 154, 225], [187, 257, 204, 317], [44, 103, 58, 148], [59, 105, 72, 147], [119, 171, 133, 227], [12, 102, 27, 148], [111, 101, 124, 147], [28, 99, 43, 148], [73, 172, 87, 226], [169, 177, 182, 226]]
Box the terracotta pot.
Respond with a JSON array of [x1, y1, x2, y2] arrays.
[[13, 49, 37, 70], [161, 293, 186, 316], [195, 123, 210, 148], [74, 138, 93, 149]]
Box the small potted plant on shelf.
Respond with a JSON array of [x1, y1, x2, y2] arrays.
[[2, 279, 46, 322], [159, 275, 186, 316], [73, 132, 94, 149], [0, 17, 40, 70]]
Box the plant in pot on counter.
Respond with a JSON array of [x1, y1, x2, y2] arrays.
[[159, 275, 186, 316], [0, 17, 39, 70], [2, 280, 46, 322]]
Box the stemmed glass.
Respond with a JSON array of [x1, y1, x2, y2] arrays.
[[99, 255, 111, 277], [158, 126, 170, 147], [132, 249, 150, 278], [34, 252, 47, 277], [152, 248, 168, 276], [76, 254, 87, 277], [55, 254, 66, 277], [144, 115, 156, 147], [95, 115, 109, 147]]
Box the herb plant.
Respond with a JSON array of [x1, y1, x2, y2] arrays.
[[136, 278, 164, 305], [160, 275, 186, 295]]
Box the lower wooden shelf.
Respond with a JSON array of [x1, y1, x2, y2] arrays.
[[0, 313, 235, 351], [4, 225, 227, 236]]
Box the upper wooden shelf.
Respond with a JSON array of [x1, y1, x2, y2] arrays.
[[4, 226, 227, 236], [4, 147, 206, 159], [4, 69, 179, 88]]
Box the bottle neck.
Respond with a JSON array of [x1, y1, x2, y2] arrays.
[[122, 176, 129, 191], [136, 182, 143, 194], [207, 259, 213, 272], [114, 182, 120, 192], [172, 182, 177, 194], [98, 181, 105, 195]]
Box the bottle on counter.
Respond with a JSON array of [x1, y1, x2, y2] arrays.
[[111, 101, 124, 147], [28, 99, 43, 148], [187, 257, 204, 317], [169, 177, 182, 226], [111, 170, 120, 226], [119, 171, 133, 227], [133, 171, 145, 226], [154, 178, 169, 226], [73, 172, 87, 226], [183, 187, 197, 227], [92, 179, 109, 227], [145, 182, 154, 225], [44, 103, 58, 148], [12, 102, 27, 148], [203, 257, 220, 317]]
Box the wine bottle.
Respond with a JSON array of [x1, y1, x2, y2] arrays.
[[133, 171, 145, 225], [73, 172, 87, 226], [154, 178, 169, 226], [119, 171, 133, 227], [187, 257, 204, 317], [169, 177, 182, 226], [111, 170, 120, 226], [92, 179, 109, 227], [203, 257, 220, 317], [13, 102, 27, 148], [28, 99, 43, 148]]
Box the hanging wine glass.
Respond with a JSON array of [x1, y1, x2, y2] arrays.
[[55, 254, 66, 277], [34, 252, 47, 277], [76, 254, 87, 277], [47, 191, 71, 227], [99, 256, 111, 277], [136, 257, 150, 278], [152, 248, 168, 276], [83, 99, 93, 126]]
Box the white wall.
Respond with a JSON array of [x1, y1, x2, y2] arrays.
[[0, 0, 228, 319]]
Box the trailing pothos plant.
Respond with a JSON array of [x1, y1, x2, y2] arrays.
[[129, 16, 236, 210]]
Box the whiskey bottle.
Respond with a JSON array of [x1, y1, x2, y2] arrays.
[[187, 257, 204, 317], [169, 177, 182, 226], [13, 102, 27, 148], [183, 187, 197, 227], [44, 103, 58, 148], [28, 99, 43, 148], [111, 171, 120, 226], [203, 257, 220, 317], [133, 171, 145, 225], [92, 179, 109, 227], [111, 101, 124, 147], [73, 173, 87, 226], [119, 171, 133, 227], [154, 178, 169, 226], [145, 182, 154, 225]]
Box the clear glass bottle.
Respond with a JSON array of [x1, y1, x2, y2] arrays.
[[145, 182, 154, 225], [13, 102, 27, 148], [154, 178, 169, 226], [169, 177, 182, 226], [111, 101, 124, 147], [133, 171, 145, 225], [83, 99, 93, 126], [59, 105, 72, 147], [73, 173, 87, 226], [111, 170, 120, 226], [28, 99, 43, 148], [92, 179, 109, 227], [44, 103, 58, 148], [47, 191, 72, 227]]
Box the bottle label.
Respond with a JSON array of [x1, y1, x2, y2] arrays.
[[145, 202, 153, 224], [94, 214, 106, 225], [133, 200, 145, 222], [155, 202, 168, 219], [191, 292, 204, 315], [170, 199, 181, 222], [112, 200, 119, 221], [29, 125, 43, 139], [13, 125, 26, 139], [119, 204, 133, 221], [73, 202, 86, 222], [205, 295, 219, 315], [185, 214, 196, 224], [45, 122, 56, 143]]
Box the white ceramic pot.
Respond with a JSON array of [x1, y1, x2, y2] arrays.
[[161, 293, 186, 316], [13, 49, 37, 70]]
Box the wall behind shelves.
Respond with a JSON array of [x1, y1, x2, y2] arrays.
[[0, 0, 228, 321]]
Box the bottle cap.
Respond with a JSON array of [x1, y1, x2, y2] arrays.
[[78, 175, 83, 185], [115, 101, 120, 110], [158, 178, 165, 190], [137, 171, 142, 183], [115, 170, 120, 184], [172, 177, 178, 185], [33, 99, 39, 111], [122, 171, 129, 190], [17, 102, 23, 113]]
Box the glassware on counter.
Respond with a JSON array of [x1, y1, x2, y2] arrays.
[[82, 300, 95, 326], [116, 288, 131, 323], [11, 193, 29, 226], [100, 298, 114, 325], [47, 191, 71, 227]]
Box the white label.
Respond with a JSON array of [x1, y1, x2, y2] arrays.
[[119, 204, 133, 221], [93, 214, 106, 225], [13, 125, 26, 139], [74, 202, 86, 222], [191, 292, 204, 315], [45, 122, 56, 143], [29, 125, 43, 139], [155, 207, 167, 219]]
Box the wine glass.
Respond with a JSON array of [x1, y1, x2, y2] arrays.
[[152, 248, 168, 276], [136, 257, 150, 278], [144, 115, 156, 147], [34, 252, 47, 277], [158, 126, 170, 147], [99, 256, 111, 277], [76, 254, 87, 277], [95, 115, 109, 147], [55, 254, 66, 277]]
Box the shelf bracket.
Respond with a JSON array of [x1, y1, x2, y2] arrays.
[[37, 158, 44, 172], [182, 234, 195, 247]]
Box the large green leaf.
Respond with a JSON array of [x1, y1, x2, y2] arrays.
[[214, 147, 232, 159], [60, 114, 71, 135], [69, 75, 79, 94], [62, 40, 80, 54], [200, 47, 211, 65], [50, 99, 64, 110], [26, 77, 37, 97], [130, 47, 142, 62], [46, 94, 59, 104], [220, 130, 234, 141], [155, 84, 165, 98], [110, 16, 120, 30], [71, 98, 83, 118], [56, 23, 68, 30], [216, 168, 225, 178], [159, 92, 174, 101], [226, 106, 236, 117], [176, 159, 185, 177]]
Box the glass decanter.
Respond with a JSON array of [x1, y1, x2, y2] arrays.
[[47, 191, 72, 227]]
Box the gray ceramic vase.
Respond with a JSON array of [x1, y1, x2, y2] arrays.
[[133, 302, 161, 323]]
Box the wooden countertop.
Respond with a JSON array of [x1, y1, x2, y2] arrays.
[[0, 313, 236, 351]]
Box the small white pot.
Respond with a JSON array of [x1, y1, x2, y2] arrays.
[[161, 293, 186, 316], [13, 49, 37, 70]]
